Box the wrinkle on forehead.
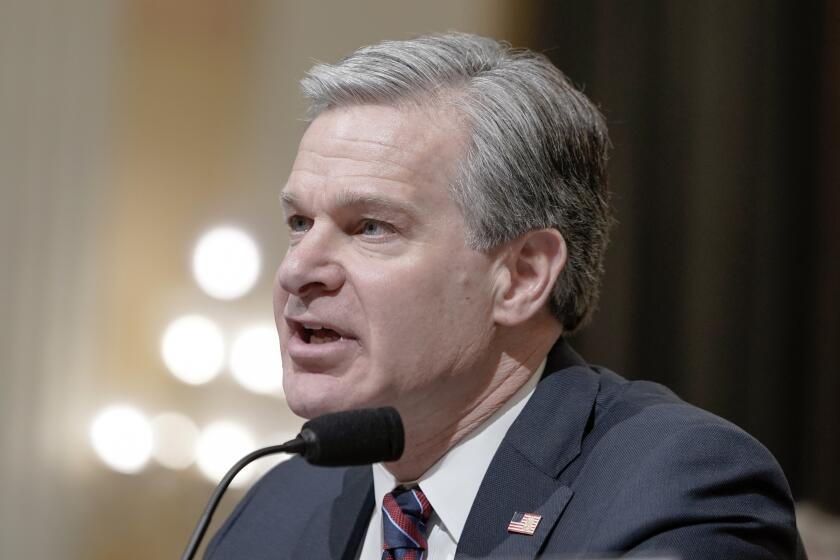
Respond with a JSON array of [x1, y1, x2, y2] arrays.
[[293, 149, 419, 180], [294, 104, 467, 187]]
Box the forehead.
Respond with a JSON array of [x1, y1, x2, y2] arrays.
[[283, 104, 466, 208]]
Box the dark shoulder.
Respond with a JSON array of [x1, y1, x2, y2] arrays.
[[578, 367, 788, 485], [587, 367, 775, 457], [247, 455, 353, 501], [233, 456, 354, 518], [566, 367, 800, 557], [203, 458, 363, 559]]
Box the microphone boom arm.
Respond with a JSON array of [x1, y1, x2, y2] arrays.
[[180, 438, 305, 560], [179, 406, 403, 560]]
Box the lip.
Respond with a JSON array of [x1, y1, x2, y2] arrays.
[[283, 316, 360, 370], [284, 315, 354, 340]]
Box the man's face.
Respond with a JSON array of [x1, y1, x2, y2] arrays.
[[274, 104, 501, 420]]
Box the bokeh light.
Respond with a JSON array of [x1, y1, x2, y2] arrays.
[[245, 431, 297, 478], [229, 324, 284, 396], [192, 226, 261, 300], [161, 315, 225, 385], [150, 412, 199, 470], [90, 405, 154, 474], [195, 421, 257, 487]]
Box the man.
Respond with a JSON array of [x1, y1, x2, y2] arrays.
[[206, 33, 803, 559]]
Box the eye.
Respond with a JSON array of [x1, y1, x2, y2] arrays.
[[287, 215, 313, 233], [357, 219, 394, 237]]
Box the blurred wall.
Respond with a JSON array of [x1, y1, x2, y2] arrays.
[[0, 1, 117, 557]]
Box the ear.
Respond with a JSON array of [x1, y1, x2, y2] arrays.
[[492, 228, 567, 327]]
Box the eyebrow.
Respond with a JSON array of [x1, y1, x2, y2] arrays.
[[279, 191, 299, 210], [280, 190, 419, 218]]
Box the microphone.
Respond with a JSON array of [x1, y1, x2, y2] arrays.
[[298, 406, 404, 466], [180, 406, 404, 560]]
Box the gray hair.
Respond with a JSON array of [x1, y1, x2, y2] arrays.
[[300, 32, 611, 333]]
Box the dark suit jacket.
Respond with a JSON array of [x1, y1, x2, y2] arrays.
[[205, 339, 804, 559]]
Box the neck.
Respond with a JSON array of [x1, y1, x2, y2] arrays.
[[384, 320, 562, 482]]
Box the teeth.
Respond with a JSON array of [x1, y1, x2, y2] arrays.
[[297, 321, 345, 344], [310, 332, 341, 344]]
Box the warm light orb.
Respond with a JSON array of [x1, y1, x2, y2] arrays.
[[247, 432, 296, 479], [229, 324, 284, 396], [161, 315, 225, 385], [195, 421, 257, 487], [90, 405, 154, 474], [150, 412, 199, 470], [192, 226, 261, 300]]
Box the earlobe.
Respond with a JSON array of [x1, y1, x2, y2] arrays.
[[492, 229, 567, 327]]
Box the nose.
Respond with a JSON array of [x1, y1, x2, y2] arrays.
[[275, 227, 345, 299]]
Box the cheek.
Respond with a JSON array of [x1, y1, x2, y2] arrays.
[[360, 257, 494, 357]]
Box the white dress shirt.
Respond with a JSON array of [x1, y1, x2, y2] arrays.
[[357, 359, 546, 560]]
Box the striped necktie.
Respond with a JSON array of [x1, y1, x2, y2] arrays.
[[381, 486, 433, 560]]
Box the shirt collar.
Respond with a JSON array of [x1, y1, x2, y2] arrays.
[[371, 358, 545, 541]]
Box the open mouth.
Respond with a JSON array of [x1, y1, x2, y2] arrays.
[[289, 319, 352, 345], [303, 326, 342, 344], [283, 317, 357, 365]]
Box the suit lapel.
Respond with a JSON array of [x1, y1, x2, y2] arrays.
[[456, 339, 599, 559], [454, 448, 575, 559], [292, 466, 374, 560]]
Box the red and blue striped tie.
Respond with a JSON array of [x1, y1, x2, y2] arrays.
[[381, 486, 433, 560]]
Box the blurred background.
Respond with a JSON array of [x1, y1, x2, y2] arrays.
[[0, 0, 837, 558]]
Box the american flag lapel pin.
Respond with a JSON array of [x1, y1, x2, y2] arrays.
[[507, 511, 542, 535]]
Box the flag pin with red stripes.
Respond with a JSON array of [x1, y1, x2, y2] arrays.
[[507, 511, 542, 535]]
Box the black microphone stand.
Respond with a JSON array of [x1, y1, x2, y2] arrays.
[[180, 438, 305, 560]]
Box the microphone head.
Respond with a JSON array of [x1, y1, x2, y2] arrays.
[[298, 407, 404, 467]]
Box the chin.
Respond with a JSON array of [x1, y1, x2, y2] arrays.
[[284, 381, 354, 419], [285, 390, 337, 419], [284, 376, 387, 420]]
